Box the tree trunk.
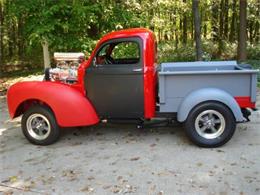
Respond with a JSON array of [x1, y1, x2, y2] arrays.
[[254, 20, 259, 43], [191, 19, 194, 41], [223, 0, 229, 39], [172, 10, 178, 48], [248, 20, 254, 44], [218, 0, 224, 56], [18, 17, 24, 61], [175, 30, 179, 49], [253, 0, 259, 43], [237, 0, 247, 61], [192, 0, 203, 61], [229, 0, 237, 42], [219, 0, 224, 38], [42, 41, 50, 69], [211, 2, 219, 41], [0, 1, 4, 66], [183, 0, 187, 44], [11, 20, 17, 58], [203, 2, 207, 39], [179, 18, 182, 43]]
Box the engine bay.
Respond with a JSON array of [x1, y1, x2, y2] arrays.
[[45, 52, 84, 84]]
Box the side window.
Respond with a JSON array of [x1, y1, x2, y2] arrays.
[[111, 42, 140, 60], [96, 41, 140, 65], [99, 44, 110, 57]]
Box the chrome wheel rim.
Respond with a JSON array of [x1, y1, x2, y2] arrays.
[[195, 110, 225, 139], [26, 114, 51, 140]]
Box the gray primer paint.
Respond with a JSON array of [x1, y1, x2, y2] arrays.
[[176, 88, 244, 122], [158, 61, 259, 122]]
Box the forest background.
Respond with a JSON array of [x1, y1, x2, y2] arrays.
[[0, 0, 259, 76]]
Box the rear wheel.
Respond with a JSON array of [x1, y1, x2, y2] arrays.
[[22, 105, 60, 145], [184, 102, 236, 147]]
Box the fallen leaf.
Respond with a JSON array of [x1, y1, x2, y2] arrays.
[[123, 184, 137, 193], [9, 176, 17, 183], [62, 170, 77, 181], [117, 176, 123, 181], [158, 191, 164, 195], [103, 185, 112, 190], [3, 190, 14, 195], [88, 176, 95, 181], [81, 186, 94, 193], [130, 157, 140, 161], [111, 185, 121, 193], [196, 162, 203, 167]]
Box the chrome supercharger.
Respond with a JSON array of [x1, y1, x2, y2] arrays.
[[44, 52, 84, 84]]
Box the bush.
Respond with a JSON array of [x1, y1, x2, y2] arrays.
[[158, 42, 195, 63], [201, 40, 237, 60], [247, 44, 260, 60], [158, 40, 260, 63]]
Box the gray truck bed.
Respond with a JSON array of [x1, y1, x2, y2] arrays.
[[158, 61, 259, 113]]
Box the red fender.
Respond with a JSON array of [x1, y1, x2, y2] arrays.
[[7, 81, 99, 127]]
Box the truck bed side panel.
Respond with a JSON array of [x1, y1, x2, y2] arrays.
[[159, 73, 252, 112], [158, 62, 259, 122]]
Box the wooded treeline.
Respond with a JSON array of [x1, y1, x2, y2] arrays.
[[0, 0, 259, 70]]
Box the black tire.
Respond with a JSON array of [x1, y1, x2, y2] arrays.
[[21, 105, 60, 145], [184, 101, 236, 148]]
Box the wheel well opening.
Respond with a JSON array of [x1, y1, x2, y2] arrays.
[[14, 99, 53, 118], [189, 100, 236, 120]]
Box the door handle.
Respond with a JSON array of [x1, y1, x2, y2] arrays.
[[132, 68, 142, 72]]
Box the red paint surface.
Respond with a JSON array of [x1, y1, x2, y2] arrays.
[[7, 81, 99, 127], [79, 28, 157, 119], [234, 96, 255, 108]]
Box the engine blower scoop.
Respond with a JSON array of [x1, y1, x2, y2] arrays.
[[54, 52, 85, 62]]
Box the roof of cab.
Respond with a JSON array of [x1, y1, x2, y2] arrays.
[[99, 28, 154, 43]]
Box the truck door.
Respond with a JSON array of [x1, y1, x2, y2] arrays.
[[85, 37, 144, 118]]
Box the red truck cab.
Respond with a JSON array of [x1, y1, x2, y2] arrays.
[[79, 28, 157, 119]]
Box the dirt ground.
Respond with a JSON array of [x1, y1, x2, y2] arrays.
[[1, 90, 260, 195]]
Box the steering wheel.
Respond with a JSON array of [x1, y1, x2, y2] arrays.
[[105, 55, 115, 64]]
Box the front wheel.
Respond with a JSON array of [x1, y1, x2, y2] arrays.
[[184, 102, 236, 147], [22, 105, 60, 145]]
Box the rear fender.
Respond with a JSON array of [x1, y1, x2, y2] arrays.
[[7, 81, 99, 127], [177, 88, 244, 122]]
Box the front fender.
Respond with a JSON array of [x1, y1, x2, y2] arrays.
[[177, 88, 244, 122], [7, 81, 99, 127]]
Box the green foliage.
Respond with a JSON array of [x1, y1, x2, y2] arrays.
[[158, 39, 260, 64], [158, 42, 195, 63], [1, 0, 259, 68], [201, 40, 238, 60], [111, 42, 140, 59], [245, 60, 260, 69], [247, 44, 260, 60]]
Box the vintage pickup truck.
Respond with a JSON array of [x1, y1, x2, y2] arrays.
[[7, 28, 259, 147]]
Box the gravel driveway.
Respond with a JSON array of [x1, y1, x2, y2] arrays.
[[1, 93, 260, 195]]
